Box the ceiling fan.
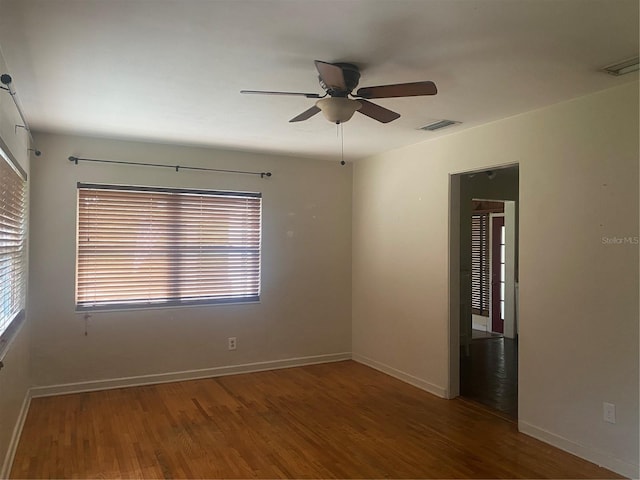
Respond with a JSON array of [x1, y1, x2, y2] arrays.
[[241, 60, 437, 124]]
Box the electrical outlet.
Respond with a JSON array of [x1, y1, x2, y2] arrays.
[[603, 402, 616, 424], [228, 337, 237, 350]]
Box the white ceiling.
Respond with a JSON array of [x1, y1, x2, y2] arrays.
[[0, 0, 637, 161]]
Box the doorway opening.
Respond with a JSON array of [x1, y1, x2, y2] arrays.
[[448, 165, 519, 420]]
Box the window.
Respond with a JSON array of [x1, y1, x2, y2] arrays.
[[76, 184, 262, 311], [471, 213, 489, 316], [0, 146, 27, 357]]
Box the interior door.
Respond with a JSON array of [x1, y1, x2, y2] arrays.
[[491, 216, 505, 333]]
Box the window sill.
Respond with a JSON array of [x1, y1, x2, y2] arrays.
[[75, 299, 261, 314]]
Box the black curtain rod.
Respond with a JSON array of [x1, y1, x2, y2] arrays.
[[0, 74, 41, 156], [68, 156, 272, 178]]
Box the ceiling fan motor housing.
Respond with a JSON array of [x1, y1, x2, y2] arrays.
[[319, 63, 361, 96]]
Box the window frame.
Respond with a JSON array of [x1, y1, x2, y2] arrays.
[[75, 183, 262, 312]]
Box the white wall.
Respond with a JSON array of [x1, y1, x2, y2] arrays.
[[352, 82, 639, 477], [0, 48, 32, 476], [471, 314, 488, 331], [28, 133, 352, 388]]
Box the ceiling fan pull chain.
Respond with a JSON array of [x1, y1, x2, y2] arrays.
[[340, 123, 346, 166]]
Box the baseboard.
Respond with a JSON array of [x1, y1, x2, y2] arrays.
[[352, 353, 447, 398], [519, 420, 639, 479], [30, 352, 352, 398], [1, 390, 31, 479]]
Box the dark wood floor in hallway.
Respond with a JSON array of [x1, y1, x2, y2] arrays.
[[460, 334, 518, 419], [11, 360, 621, 479]]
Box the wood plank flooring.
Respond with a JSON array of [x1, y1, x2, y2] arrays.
[[460, 336, 518, 419], [11, 360, 621, 479]]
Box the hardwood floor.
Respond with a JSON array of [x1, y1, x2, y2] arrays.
[[11, 360, 621, 479], [460, 335, 518, 419]]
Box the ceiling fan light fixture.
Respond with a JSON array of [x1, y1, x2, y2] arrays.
[[315, 98, 362, 124]]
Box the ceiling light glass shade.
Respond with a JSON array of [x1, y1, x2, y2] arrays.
[[315, 98, 362, 123]]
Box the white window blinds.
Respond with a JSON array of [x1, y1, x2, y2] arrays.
[[76, 184, 262, 311], [0, 147, 27, 343]]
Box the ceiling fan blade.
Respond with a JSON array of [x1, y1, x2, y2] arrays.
[[314, 60, 346, 91], [356, 99, 400, 123], [356, 81, 437, 99], [289, 105, 321, 123], [241, 90, 323, 99]]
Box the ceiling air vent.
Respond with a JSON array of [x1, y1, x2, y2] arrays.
[[601, 57, 639, 76], [420, 120, 461, 131]]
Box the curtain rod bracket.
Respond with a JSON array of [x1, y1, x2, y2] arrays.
[[1, 73, 42, 156], [0, 74, 11, 87]]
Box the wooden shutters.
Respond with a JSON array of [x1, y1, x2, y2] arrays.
[[471, 213, 489, 316]]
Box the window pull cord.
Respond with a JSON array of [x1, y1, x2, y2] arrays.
[[84, 313, 91, 336]]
